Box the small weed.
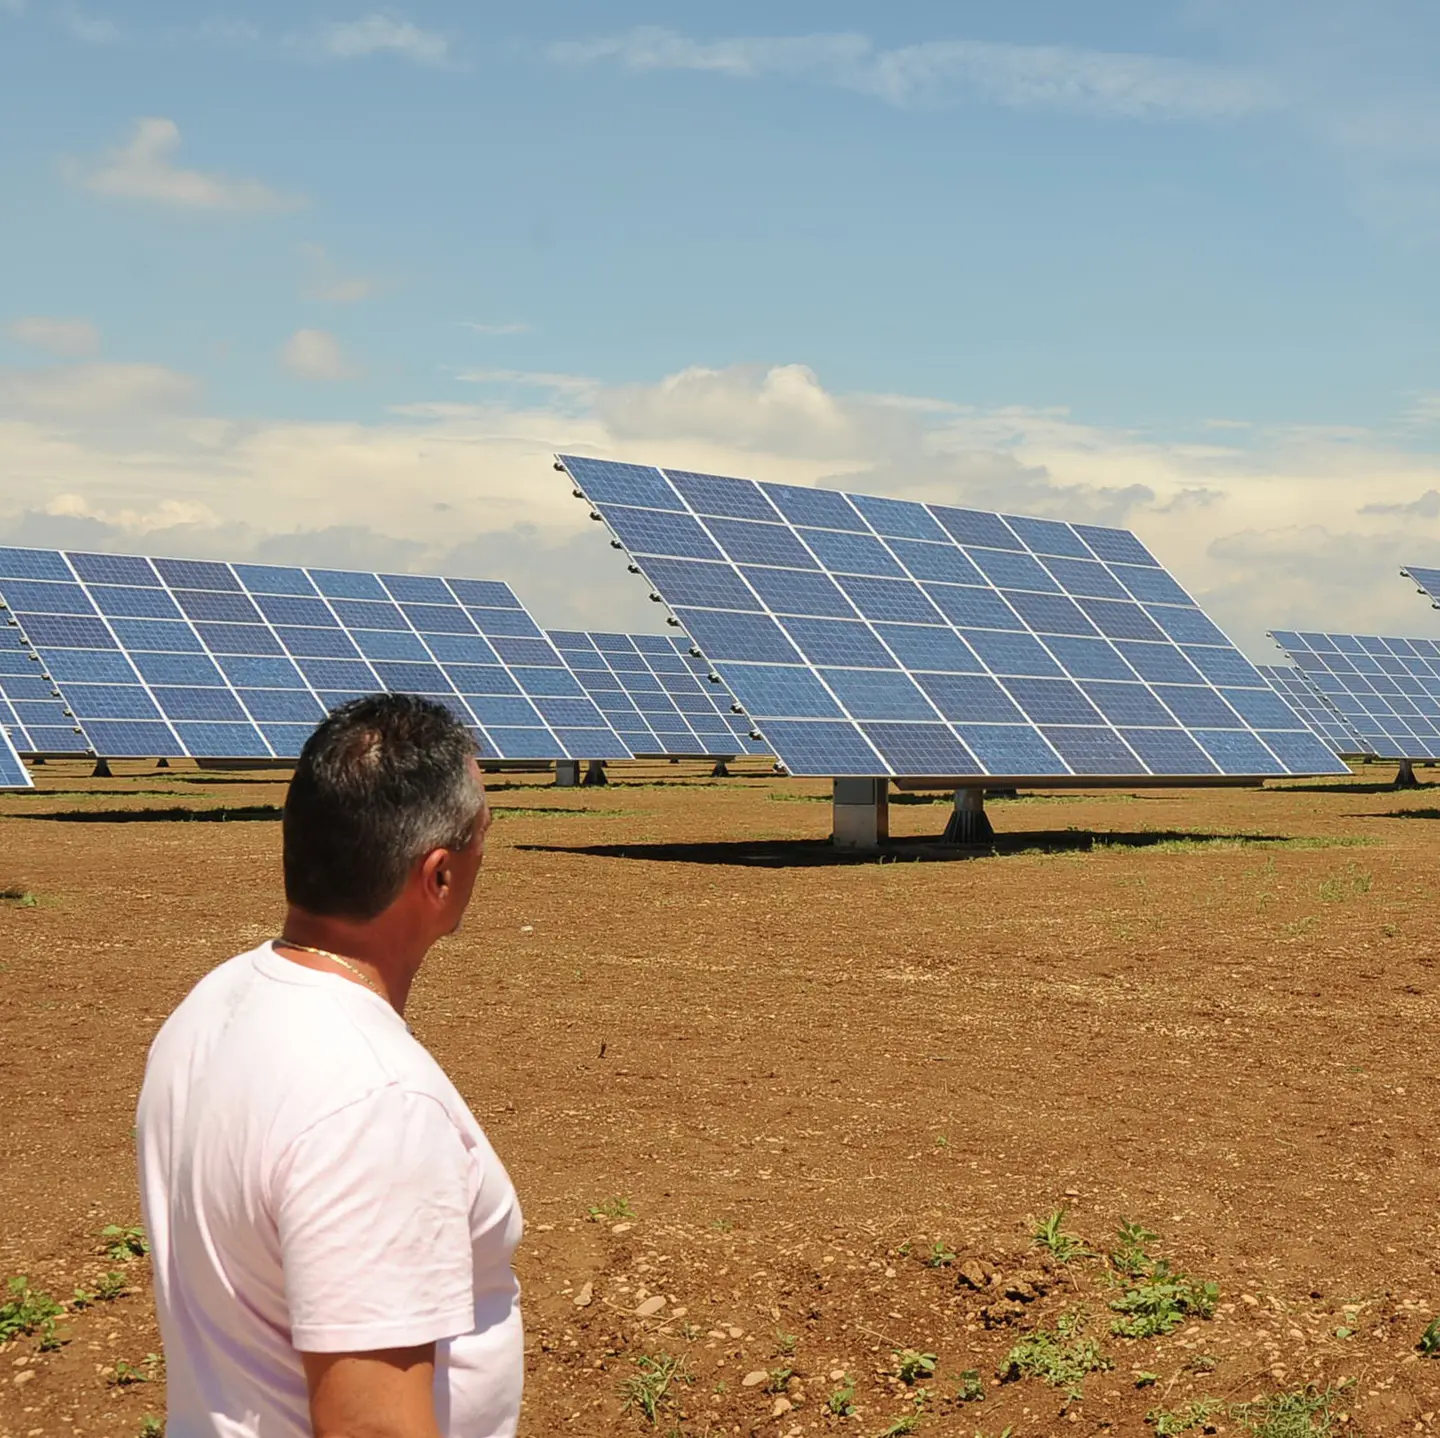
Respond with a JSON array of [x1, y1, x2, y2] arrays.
[[619, 1352, 690, 1424], [1148, 1398, 1223, 1434], [874, 1418, 917, 1437], [1419, 1316, 1440, 1355], [709, 1217, 733, 1233], [0, 886, 37, 906], [773, 1328, 797, 1355], [1002, 1310, 1111, 1398], [954, 1369, 985, 1402], [587, 1197, 636, 1223], [1105, 1221, 1217, 1338], [1032, 1208, 1092, 1262], [827, 1380, 856, 1416], [0, 1275, 64, 1347], [1135, 1370, 1160, 1387], [766, 1366, 793, 1394], [1319, 864, 1372, 903], [894, 1348, 938, 1385], [1229, 1382, 1350, 1435], [110, 1354, 162, 1387], [101, 1224, 149, 1261], [95, 1271, 129, 1301], [926, 1241, 957, 1269], [139, 1417, 164, 1438]]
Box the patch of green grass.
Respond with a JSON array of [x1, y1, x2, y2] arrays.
[[619, 1352, 691, 1424], [1148, 1398, 1223, 1434], [101, 1224, 149, 1261], [893, 1348, 938, 1385], [1032, 1208, 1092, 1263], [1229, 1383, 1351, 1436], [1318, 863, 1373, 902], [586, 1196, 636, 1222], [0, 1276, 64, 1347], [1418, 1316, 1440, 1355], [1001, 1310, 1111, 1399], [1105, 1220, 1217, 1338], [1128, 833, 1374, 855], [72, 1271, 128, 1307]]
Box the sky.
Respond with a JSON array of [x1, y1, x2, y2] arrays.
[[3, 0, 1440, 652]]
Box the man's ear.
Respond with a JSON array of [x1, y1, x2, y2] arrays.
[[419, 847, 451, 901]]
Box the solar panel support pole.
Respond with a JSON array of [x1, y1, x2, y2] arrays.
[[555, 760, 581, 788], [832, 778, 889, 850], [91, 757, 112, 779], [156, 757, 170, 769], [1395, 759, 1419, 789], [581, 760, 608, 787], [942, 786, 994, 845], [710, 758, 732, 777]]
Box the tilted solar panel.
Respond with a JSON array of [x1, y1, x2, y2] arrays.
[[558, 455, 1347, 780], [0, 548, 629, 762], [548, 630, 769, 758], [1402, 566, 1440, 609], [0, 624, 90, 754], [1268, 630, 1440, 761], [1256, 663, 1364, 756], [0, 720, 33, 789]]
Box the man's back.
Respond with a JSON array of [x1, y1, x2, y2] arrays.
[[138, 943, 523, 1438]]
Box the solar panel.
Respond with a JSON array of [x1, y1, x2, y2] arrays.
[[547, 630, 770, 758], [558, 455, 1348, 780], [0, 623, 91, 754], [1402, 565, 1440, 610], [1256, 663, 1364, 756], [0, 720, 33, 788], [0, 549, 630, 762], [1268, 629, 1440, 761]]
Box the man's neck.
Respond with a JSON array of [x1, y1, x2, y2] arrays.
[[277, 907, 426, 1015]]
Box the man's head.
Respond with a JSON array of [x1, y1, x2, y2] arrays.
[[283, 694, 489, 937]]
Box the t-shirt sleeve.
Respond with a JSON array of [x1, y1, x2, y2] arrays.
[[275, 1085, 476, 1353]]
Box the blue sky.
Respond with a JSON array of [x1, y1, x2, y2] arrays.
[[2, 0, 1440, 643]]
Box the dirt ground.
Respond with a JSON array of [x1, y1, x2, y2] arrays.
[[3, 757, 1440, 1438]]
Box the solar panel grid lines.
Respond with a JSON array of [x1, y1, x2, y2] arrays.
[[546, 629, 769, 759], [559, 453, 1348, 780], [1256, 664, 1365, 757], [1401, 565, 1440, 609], [0, 721, 33, 788], [1268, 629, 1440, 761], [0, 622, 90, 754], [0, 548, 630, 762]]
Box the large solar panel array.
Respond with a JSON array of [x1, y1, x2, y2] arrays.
[[559, 455, 1347, 780], [1268, 631, 1440, 760], [0, 722, 33, 789], [548, 630, 768, 758], [0, 548, 629, 762], [1256, 664, 1364, 756]]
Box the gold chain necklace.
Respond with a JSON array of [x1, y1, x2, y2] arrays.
[[275, 939, 382, 997]]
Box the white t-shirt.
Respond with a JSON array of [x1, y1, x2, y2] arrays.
[[136, 942, 524, 1438]]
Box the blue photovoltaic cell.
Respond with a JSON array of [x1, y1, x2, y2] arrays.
[[549, 630, 768, 758], [0, 549, 628, 762], [1266, 631, 1440, 760], [559, 454, 1348, 780], [0, 723, 33, 788], [1257, 664, 1363, 756]]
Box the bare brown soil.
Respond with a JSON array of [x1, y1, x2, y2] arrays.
[[3, 758, 1440, 1437]]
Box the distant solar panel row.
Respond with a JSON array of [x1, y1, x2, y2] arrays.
[[0, 549, 628, 762], [0, 722, 32, 789], [548, 630, 768, 757], [560, 455, 1346, 780], [1256, 664, 1364, 756], [1268, 631, 1440, 760]]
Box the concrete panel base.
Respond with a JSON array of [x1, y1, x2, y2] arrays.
[[555, 760, 581, 787], [832, 777, 889, 849]]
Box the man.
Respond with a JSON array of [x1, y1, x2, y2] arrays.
[[137, 694, 523, 1438]]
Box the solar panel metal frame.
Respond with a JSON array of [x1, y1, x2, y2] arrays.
[[1268, 628, 1440, 761], [558, 454, 1347, 781], [547, 629, 769, 759], [1256, 663, 1366, 757], [0, 623, 91, 755], [0, 720, 33, 789], [0, 548, 630, 763]]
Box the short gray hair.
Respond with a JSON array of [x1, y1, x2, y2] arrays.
[[283, 693, 483, 920]]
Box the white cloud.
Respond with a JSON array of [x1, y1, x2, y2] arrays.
[[5, 352, 1440, 643], [63, 7, 118, 43], [547, 26, 1279, 118], [299, 243, 377, 304], [6, 316, 101, 357], [281, 329, 363, 382], [74, 117, 301, 212], [459, 320, 531, 336], [309, 14, 450, 66]]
